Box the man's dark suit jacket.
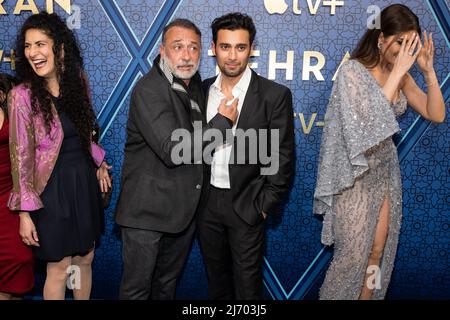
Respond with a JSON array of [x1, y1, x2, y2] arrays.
[[203, 70, 295, 226], [115, 56, 231, 233]]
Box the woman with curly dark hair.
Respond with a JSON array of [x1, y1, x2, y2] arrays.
[[8, 12, 112, 300], [0, 73, 34, 300]]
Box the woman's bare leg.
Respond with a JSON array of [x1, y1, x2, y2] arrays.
[[44, 256, 72, 300], [71, 249, 95, 300], [359, 195, 390, 300], [0, 292, 13, 300]]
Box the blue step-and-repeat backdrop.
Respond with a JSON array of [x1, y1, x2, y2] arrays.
[[0, 0, 449, 299]]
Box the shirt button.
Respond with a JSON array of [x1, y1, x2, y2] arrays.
[[196, 184, 202, 190]]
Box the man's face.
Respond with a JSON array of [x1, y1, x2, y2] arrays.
[[160, 26, 201, 81], [212, 29, 252, 78]]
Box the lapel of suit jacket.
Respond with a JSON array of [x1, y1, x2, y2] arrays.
[[236, 70, 259, 130]]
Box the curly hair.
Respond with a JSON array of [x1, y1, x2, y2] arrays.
[[15, 12, 99, 157]]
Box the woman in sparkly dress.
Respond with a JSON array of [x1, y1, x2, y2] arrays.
[[314, 4, 445, 300]]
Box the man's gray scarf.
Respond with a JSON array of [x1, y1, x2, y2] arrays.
[[159, 58, 202, 124]]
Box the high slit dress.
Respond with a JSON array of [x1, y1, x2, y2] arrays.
[[313, 60, 407, 300]]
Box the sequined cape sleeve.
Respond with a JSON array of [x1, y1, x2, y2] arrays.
[[8, 87, 44, 211], [313, 60, 400, 246]]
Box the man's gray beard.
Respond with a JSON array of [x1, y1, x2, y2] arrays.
[[163, 57, 198, 80]]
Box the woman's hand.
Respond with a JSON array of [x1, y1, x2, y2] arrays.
[[392, 33, 421, 78], [417, 31, 435, 75], [19, 212, 40, 247], [97, 161, 112, 193]]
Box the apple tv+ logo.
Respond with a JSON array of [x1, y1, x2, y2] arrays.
[[264, 0, 344, 15], [264, 0, 289, 14]]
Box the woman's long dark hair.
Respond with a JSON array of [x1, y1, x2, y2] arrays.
[[351, 4, 421, 68], [15, 12, 98, 157], [0, 73, 17, 119]]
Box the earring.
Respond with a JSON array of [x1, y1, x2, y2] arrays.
[[378, 42, 382, 50]]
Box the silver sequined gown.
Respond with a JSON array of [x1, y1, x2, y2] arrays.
[[313, 60, 407, 300]]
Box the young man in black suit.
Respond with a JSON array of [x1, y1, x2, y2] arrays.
[[115, 19, 238, 300], [198, 13, 295, 299]]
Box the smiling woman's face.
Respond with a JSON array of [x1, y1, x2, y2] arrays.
[[24, 28, 58, 81]]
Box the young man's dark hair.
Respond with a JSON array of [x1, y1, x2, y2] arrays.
[[211, 12, 256, 45], [162, 18, 201, 43]]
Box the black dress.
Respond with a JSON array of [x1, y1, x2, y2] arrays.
[[31, 97, 103, 262]]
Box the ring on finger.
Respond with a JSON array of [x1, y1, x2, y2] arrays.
[[408, 51, 414, 56]]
